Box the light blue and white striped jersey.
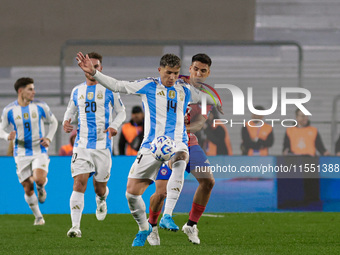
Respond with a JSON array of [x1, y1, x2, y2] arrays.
[[93, 72, 194, 149], [0, 100, 58, 157], [63, 82, 126, 151]]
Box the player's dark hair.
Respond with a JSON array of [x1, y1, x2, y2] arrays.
[[160, 54, 181, 68], [192, 53, 212, 67], [87, 52, 103, 63], [14, 77, 34, 93]]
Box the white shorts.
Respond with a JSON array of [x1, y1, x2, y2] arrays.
[[71, 147, 112, 182], [128, 142, 188, 181], [15, 154, 50, 183]]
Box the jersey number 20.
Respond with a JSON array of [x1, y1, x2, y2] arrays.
[[85, 102, 97, 113]]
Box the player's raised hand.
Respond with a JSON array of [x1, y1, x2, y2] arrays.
[[63, 118, 73, 133], [40, 138, 51, 148], [103, 127, 117, 139], [76, 52, 96, 76], [7, 131, 16, 140]]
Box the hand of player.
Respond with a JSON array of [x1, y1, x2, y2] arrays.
[[40, 138, 51, 147], [76, 52, 96, 76], [104, 127, 118, 139], [7, 131, 16, 141], [63, 118, 73, 133]]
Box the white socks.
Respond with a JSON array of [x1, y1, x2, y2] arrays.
[[70, 191, 84, 228], [126, 192, 149, 231], [24, 193, 42, 219], [163, 160, 186, 216]]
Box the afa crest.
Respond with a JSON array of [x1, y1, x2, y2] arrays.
[[97, 91, 103, 99], [168, 90, 176, 99], [87, 92, 94, 100]]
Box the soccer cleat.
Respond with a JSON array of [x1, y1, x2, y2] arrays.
[[37, 178, 48, 203], [159, 214, 179, 231], [182, 223, 200, 244], [67, 226, 82, 238], [132, 224, 152, 247], [33, 217, 45, 226], [147, 226, 160, 246]]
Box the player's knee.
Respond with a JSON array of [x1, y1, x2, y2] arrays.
[[172, 151, 189, 163], [157, 191, 167, 202], [202, 178, 215, 191], [126, 192, 143, 210], [35, 178, 45, 187], [73, 180, 87, 193]]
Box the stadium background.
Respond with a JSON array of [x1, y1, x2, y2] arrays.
[[1, 0, 340, 213]]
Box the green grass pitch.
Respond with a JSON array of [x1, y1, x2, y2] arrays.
[[0, 213, 339, 255]]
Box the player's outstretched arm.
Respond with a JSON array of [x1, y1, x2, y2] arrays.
[[77, 52, 129, 94]]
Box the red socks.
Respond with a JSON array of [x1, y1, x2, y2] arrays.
[[148, 207, 161, 225], [189, 203, 206, 223]]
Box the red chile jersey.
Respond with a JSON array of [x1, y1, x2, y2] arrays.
[[186, 103, 214, 147]]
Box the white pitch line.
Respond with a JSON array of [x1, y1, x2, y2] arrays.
[[174, 213, 225, 218]]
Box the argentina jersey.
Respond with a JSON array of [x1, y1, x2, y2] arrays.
[[66, 82, 125, 151], [1, 100, 55, 157], [123, 77, 191, 149]]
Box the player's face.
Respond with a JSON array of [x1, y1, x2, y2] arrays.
[[296, 111, 309, 127], [189, 61, 210, 88], [158, 65, 180, 87], [85, 58, 103, 81], [20, 83, 35, 102]]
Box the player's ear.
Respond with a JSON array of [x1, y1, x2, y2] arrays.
[[158, 67, 161, 73]]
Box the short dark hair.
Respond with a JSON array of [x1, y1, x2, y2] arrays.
[[14, 77, 34, 93], [192, 53, 212, 67], [160, 54, 181, 68], [87, 52, 103, 63]]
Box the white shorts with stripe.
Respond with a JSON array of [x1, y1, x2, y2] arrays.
[[128, 141, 188, 181], [15, 154, 49, 183], [71, 147, 111, 182]]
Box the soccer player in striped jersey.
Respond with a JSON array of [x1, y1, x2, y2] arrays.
[[0, 77, 58, 225], [147, 54, 216, 245], [76, 52, 216, 246], [63, 52, 126, 238]]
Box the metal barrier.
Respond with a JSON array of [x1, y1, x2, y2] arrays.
[[60, 39, 304, 105]]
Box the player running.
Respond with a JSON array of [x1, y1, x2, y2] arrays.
[[64, 52, 126, 238], [0, 77, 58, 225]]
